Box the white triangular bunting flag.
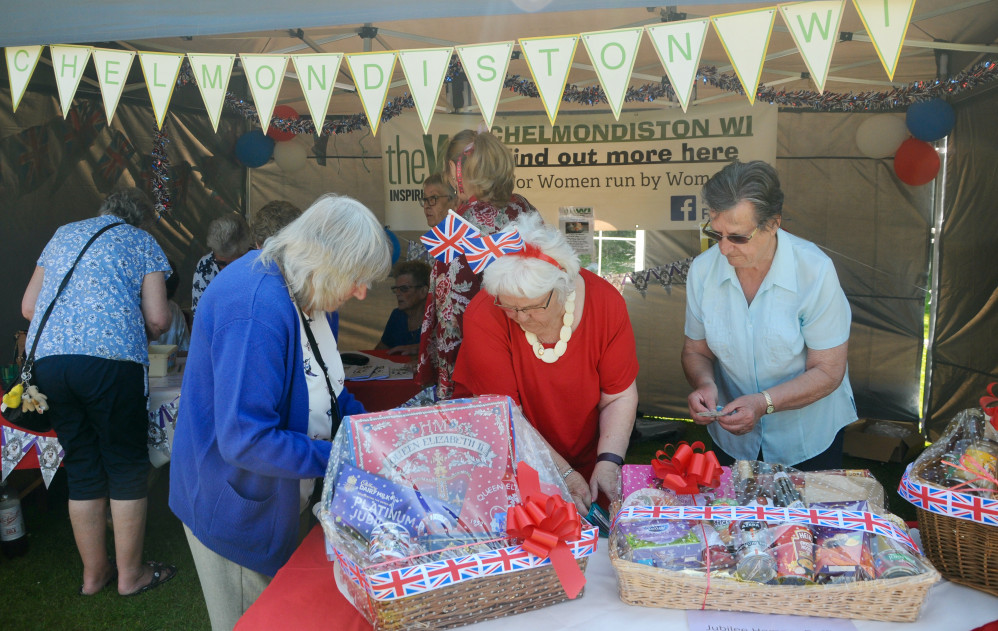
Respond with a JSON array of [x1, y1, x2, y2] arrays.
[[345, 51, 397, 136], [240, 54, 290, 133], [520, 35, 578, 125], [50, 45, 92, 118], [853, 0, 916, 80], [780, 1, 845, 93], [291, 53, 343, 135], [646, 19, 710, 112], [581, 28, 643, 120], [188, 53, 235, 133], [5, 45, 43, 113], [455, 42, 514, 129], [138, 52, 184, 129], [2, 426, 37, 481], [33, 435, 64, 489], [711, 8, 777, 106], [92, 49, 135, 124], [398, 47, 452, 133]]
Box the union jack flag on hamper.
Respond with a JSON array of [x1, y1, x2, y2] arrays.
[[369, 565, 433, 599], [900, 467, 998, 525], [420, 210, 482, 264], [462, 230, 525, 273]]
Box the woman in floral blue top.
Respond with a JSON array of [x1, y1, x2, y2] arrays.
[[20, 188, 177, 597]]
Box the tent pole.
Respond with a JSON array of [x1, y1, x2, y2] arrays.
[[922, 137, 947, 431]]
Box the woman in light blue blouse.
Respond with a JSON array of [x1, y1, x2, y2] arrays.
[[682, 161, 856, 470], [21, 188, 176, 597]]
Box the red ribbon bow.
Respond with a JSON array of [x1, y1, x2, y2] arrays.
[[506, 461, 585, 599], [981, 382, 998, 432], [651, 441, 722, 495]]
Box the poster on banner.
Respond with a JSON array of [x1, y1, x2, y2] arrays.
[[559, 206, 594, 258], [380, 103, 777, 231]]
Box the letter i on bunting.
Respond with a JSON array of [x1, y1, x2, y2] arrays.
[[455, 42, 514, 129], [398, 47, 452, 134], [853, 0, 916, 81], [580, 27, 643, 121], [239, 54, 290, 134], [5, 46, 43, 113], [49, 45, 93, 119], [780, 1, 846, 93], [646, 18, 710, 113], [292, 53, 343, 134], [345, 51, 398, 136], [138, 52, 185, 129], [92, 49, 135, 124], [188, 54, 236, 133], [421, 210, 482, 264], [711, 7, 777, 106], [519, 35, 578, 126]]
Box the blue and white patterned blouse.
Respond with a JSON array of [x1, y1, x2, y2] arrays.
[[190, 251, 220, 319], [26, 215, 171, 365]]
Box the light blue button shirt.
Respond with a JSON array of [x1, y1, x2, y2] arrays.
[[684, 229, 856, 465]]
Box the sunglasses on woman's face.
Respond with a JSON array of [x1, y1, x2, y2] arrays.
[[700, 220, 760, 245]]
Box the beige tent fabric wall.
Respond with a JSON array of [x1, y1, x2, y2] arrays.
[[927, 88, 998, 440]]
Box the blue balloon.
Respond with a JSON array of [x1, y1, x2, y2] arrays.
[[236, 130, 275, 168], [906, 99, 955, 142], [384, 227, 401, 265]]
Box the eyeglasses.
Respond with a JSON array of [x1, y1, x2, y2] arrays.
[[700, 221, 760, 245], [421, 195, 447, 207], [390, 284, 425, 294], [494, 290, 553, 314]]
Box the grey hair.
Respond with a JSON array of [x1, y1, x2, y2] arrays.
[[701, 160, 784, 227], [482, 213, 580, 305], [206, 214, 252, 259], [259, 194, 391, 313], [98, 187, 154, 228]]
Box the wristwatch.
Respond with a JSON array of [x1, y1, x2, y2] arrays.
[[762, 390, 775, 415], [596, 452, 624, 467]]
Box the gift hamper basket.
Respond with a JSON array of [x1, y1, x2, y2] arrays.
[[317, 395, 598, 631], [610, 448, 939, 623], [899, 400, 998, 596]]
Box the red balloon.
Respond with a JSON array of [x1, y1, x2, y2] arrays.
[[893, 138, 940, 186], [267, 105, 299, 142]]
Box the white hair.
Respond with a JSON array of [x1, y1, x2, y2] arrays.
[[482, 212, 580, 304], [259, 194, 391, 313]]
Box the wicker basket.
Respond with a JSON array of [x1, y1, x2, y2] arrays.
[[338, 556, 588, 631], [917, 505, 998, 596], [608, 498, 940, 623]]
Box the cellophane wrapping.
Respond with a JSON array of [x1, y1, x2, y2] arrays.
[[910, 408, 998, 493], [614, 460, 933, 584], [317, 395, 575, 617]]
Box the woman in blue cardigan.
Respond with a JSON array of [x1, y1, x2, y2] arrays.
[[169, 194, 391, 630]]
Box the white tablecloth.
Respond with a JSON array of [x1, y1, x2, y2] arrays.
[[468, 547, 998, 631]]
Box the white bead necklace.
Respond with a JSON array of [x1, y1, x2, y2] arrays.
[[521, 290, 575, 363]]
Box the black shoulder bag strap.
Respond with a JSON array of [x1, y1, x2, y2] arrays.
[[297, 307, 342, 431], [22, 221, 125, 380]]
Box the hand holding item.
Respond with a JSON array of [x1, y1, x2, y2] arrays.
[[590, 459, 621, 505], [715, 392, 767, 435], [688, 383, 719, 425], [386, 344, 419, 356], [563, 468, 592, 514]]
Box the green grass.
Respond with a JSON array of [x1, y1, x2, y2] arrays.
[[0, 467, 209, 631]]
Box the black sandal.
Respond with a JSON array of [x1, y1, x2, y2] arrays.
[[120, 562, 177, 596]]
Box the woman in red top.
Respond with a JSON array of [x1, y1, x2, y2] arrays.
[[416, 130, 537, 399], [453, 213, 639, 513]]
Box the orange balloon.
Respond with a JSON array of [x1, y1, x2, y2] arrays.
[[894, 138, 940, 186]]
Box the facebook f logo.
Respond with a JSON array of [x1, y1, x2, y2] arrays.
[[671, 195, 697, 221]]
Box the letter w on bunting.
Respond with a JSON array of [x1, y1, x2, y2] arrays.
[[462, 230, 524, 274], [420, 209, 481, 264]]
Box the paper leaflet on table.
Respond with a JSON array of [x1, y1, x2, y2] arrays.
[[343, 354, 413, 381]]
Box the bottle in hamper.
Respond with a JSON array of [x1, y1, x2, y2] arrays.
[[733, 467, 777, 583], [769, 464, 815, 584], [869, 534, 924, 579]]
